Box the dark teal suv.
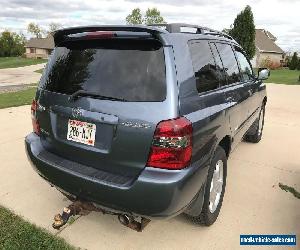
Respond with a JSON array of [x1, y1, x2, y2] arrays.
[[25, 23, 269, 228]]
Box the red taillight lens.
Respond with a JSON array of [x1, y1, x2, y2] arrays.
[[31, 100, 40, 135], [146, 117, 193, 170]]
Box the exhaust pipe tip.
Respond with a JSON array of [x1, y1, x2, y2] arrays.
[[118, 214, 132, 226]]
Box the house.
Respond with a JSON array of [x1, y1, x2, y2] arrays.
[[25, 36, 54, 59], [251, 29, 285, 68]]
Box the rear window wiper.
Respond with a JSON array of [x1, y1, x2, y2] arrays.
[[68, 90, 128, 102]]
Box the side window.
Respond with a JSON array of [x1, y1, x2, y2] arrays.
[[215, 43, 241, 85], [234, 47, 254, 81], [188, 40, 220, 93], [209, 43, 226, 84]]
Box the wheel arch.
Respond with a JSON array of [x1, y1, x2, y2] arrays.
[[263, 96, 267, 105], [218, 135, 231, 158]]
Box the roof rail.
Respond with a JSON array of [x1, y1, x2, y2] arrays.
[[53, 25, 168, 45], [148, 23, 233, 40]]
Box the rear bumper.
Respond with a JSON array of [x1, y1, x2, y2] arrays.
[[25, 133, 208, 219]]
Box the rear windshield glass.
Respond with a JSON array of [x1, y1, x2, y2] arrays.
[[39, 39, 166, 102]]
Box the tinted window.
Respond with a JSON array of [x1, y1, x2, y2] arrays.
[[215, 43, 241, 85], [189, 41, 221, 93], [234, 47, 254, 81], [209, 43, 226, 83], [39, 40, 166, 102]]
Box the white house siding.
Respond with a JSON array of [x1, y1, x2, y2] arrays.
[[250, 54, 258, 68]]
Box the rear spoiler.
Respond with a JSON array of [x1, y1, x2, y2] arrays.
[[53, 25, 168, 46]]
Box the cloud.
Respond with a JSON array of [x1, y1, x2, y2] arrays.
[[0, 0, 299, 51], [125, 0, 220, 6]]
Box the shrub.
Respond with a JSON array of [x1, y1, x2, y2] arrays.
[[260, 56, 281, 70]]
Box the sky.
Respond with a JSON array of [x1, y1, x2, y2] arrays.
[[0, 0, 299, 52]]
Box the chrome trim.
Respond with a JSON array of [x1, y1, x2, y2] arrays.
[[37, 102, 46, 112], [72, 108, 83, 119], [209, 159, 224, 213], [152, 136, 190, 148], [120, 122, 151, 129]]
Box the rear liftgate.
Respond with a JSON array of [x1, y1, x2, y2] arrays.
[[49, 25, 168, 232]]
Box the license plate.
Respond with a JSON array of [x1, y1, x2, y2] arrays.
[[67, 119, 96, 146]]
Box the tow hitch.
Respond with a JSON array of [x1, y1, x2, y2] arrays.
[[52, 200, 150, 232]]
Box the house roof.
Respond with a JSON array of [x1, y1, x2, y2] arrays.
[[255, 29, 284, 54], [25, 36, 54, 50]]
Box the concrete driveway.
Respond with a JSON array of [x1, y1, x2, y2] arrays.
[[0, 63, 45, 88], [0, 83, 299, 250]]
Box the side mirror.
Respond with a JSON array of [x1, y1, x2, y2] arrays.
[[257, 68, 270, 80]]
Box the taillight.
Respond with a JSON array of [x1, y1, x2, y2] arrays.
[[146, 117, 193, 170], [31, 100, 40, 135]]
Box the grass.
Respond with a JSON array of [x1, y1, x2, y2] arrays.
[[0, 87, 36, 109], [279, 183, 300, 199], [0, 57, 47, 69], [34, 68, 44, 74], [265, 68, 300, 85], [0, 205, 75, 250]]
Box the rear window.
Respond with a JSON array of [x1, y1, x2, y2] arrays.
[[39, 39, 166, 102]]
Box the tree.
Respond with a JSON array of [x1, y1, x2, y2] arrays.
[[289, 52, 298, 70], [228, 5, 256, 59], [47, 22, 63, 35], [126, 8, 143, 24], [27, 22, 43, 38], [144, 8, 166, 25], [126, 7, 166, 25], [297, 58, 300, 70], [0, 31, 26, 57]]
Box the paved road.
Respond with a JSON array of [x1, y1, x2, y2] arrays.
[[0, 63, 45, 87], [0, 84, 299, 250]]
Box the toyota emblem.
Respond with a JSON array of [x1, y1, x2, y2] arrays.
[[72, 108, 83, 118]]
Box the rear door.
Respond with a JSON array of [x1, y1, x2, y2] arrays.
[[184, 40, 227, 162], [233, 46, 260, 119], [36, 36, 173, 178], [213, 42, 250, 145]]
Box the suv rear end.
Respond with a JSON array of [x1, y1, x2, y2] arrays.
[[25, 26, 208, 218]]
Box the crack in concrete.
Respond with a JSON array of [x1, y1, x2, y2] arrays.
[[55, 215, 82, 236], [230, 157, 300, 175]]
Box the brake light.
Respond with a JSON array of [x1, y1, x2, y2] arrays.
[[146, 117, 193, 170], [31, 100, 40, 135], [85, 31, 115, 39]]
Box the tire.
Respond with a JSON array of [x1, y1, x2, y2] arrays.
[[244, 104, 265, 143], [188, 146, 227, 226]]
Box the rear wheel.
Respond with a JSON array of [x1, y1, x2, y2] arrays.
[[244, 104, 265, 143], [188, 146, 227, 226]]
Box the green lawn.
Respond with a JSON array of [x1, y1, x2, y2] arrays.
[[0, 87, 36, 109], [0, 206, 75, 250], [265, 68, 300, 85], [0, 57, 47, 69], [35, 68, 44, 74]]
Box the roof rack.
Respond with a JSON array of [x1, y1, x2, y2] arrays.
[[148, 23, 233, 40]]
